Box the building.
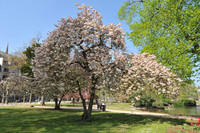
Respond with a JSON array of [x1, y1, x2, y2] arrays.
[[0, 45, 19, 81]]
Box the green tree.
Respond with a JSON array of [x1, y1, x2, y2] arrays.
[[20, 38, 41, 103], [118, 0, 200, 82], [21, 40, 41, 78], [180, 83, 198, 100]]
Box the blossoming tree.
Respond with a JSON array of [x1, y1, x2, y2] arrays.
[[32, 37, 73, 109], [32, 3, 126, 121], [0, 74, 19, 104], [32, 3, 182, 121], [119, 53, 182, 99]]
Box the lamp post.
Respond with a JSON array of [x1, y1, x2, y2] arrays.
[[102, 91, 106, 111], [102, 91, 105, 103]]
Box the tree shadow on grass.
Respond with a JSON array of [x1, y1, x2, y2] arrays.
[[28, 112, 186, 132], [61, 104, 83, 107], [0, 108, 186, 133]]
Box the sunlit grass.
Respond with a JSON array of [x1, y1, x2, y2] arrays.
[[45, 103, 83, 108], [106, 103, 142, 112]]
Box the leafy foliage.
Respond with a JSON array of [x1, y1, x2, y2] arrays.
[[181, 99, 196, 107], [179, 83, 199, 100], [118, 0, 200, 82], [129, 90, 155, 108], [20, 42, 41, 77], [32, 3, 126, 121]]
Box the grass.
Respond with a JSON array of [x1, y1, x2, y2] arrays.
[[106, 103, 142, 112], [46, 102, 138, 112], [45, 103, 83, 108], [0, 106, 188, 133], [107, 103, 132, 108]]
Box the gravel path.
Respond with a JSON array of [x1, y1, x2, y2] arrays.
[[106, 109, 198, 120]]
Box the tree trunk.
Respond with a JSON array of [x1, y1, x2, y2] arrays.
[[58, 95, 64, 107], [85, 85, 96, 121], [37, 95, 40, 103], [5, 89, 9, 104], [72, 98, 75, 106], [29, 92, 32, 103], [54, 97, 60, 110], [23, 93, 26, 103], [77, 81, 88, 121], [54, 95, 64, 110], [14, 94, 16, 102], [1, 92, 5, 103], [40, 95, 45, 106], [77, 75, 97, 122]]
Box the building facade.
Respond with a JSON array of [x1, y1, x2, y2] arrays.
[[0, 46, 19, 81]]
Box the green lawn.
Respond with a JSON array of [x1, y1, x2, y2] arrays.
[[45, 103, 83, 108], [46, 102, 137, 111], [0, 106, 188, 133], [106, 103, 142, 112]]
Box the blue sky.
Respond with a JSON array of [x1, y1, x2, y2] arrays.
[[0, 0, 139, 53], [0, 0, 199, 86]]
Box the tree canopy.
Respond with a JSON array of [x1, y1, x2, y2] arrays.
[[118, 0, 200, 82], [20, 42, 41, 78], [31, 3, 182, 121], [120, 53, 182, 96], [32, 3, 126, 121]]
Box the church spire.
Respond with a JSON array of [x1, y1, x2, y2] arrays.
[[6, 43, 8, 54]]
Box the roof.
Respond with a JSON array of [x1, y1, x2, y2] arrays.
[[0, 51, 14, 60], [0, 51, 7, 58]]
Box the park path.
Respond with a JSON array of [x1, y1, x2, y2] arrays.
[[105, 108, 199, 120]]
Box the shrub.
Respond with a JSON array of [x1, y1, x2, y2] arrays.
[[173, 99, 196, 107], [152, 100, 164, 108], [181, 99, 196, 107], [129, 91, 155, 108], [162, 98, 173, 106], [173, 101, 184, 107]]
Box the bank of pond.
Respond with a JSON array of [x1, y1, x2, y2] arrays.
[[139, 105, 200, 117], [129, 96, 199, 117]]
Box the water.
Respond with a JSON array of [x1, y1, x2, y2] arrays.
[[143, 105, 200, 116]]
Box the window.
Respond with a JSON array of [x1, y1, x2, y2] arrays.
[[4, 68, 9, 72], [3, 61, 8, 64], [2, 75, 7, 79]]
